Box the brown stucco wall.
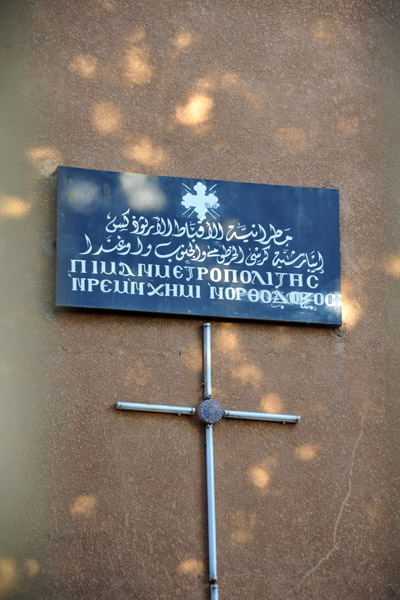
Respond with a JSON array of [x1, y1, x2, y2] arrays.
[[1, 1, 399, 599]]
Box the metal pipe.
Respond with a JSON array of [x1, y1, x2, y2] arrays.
[[203, 323, 212, 399], [223, 410, 300, 423], [205, 424, 218, 583], [210, 583, 219, 600], [115, 402, 195, 415]]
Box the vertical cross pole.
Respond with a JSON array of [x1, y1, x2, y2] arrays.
[[203, 324, 218, 599], [203, 322, 212, 399]]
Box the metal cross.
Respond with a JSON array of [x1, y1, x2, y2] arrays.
[[116, 323, 300, 600]]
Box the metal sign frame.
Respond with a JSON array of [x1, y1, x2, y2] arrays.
[[56, 166, 341, 325]]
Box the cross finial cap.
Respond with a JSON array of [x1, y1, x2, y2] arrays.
[[198, 399, 224, 424]]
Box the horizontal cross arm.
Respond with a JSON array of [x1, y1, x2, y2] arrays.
[[116, 402, 196, 416], [223, 410, 300, 423]]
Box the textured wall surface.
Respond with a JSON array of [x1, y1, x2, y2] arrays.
[[0, 1, 399, 599]]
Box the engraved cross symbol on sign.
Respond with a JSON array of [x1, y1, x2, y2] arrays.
[[116, 323, 300, 600]]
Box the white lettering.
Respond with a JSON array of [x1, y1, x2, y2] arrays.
[[180, 284, 199, 299], [209, 285, 224, 300], [264, 271, 273, 286], [306, 275, 319, 289], [260, 290, 272, 303], [248, 289, 259, 302], [113, 280, 129, 294], [224, 269, 239, 283], [210, 268, 222, 282], [239, 270, 252, 284], [236, 288, 247, 301], [87, 278, 100, 292], [164, 283, 179, 297], [100, 261, 117, 275], [100, 279, 112, 293], [119, 262, 136, 277], [184, 266, 195, 281], [197, 267, 208, 281], [288, 291, 301, 305], [70, 259, 87, 274], [225, 287, 236, 300], [272, 289, 290, 304], [147, 283, 164, 296], [314, 293, 324, 305], [289, 273, 303, 287], [71, 277, 86, 291], [275, 272, 288, 288], [325, 293, 336, 307], [251, 271, 268, 286], [130, 282, 145, 295], [154, 264, 170, 279], [173, 265, 184, 279], [138, 263, 153, 278]]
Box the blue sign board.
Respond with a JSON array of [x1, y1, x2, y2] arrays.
[[56, 166, 341, 325]]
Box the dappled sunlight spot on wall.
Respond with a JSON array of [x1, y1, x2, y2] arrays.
[[382, 254, 400, 278], [0, 557, 17, 597], [176, 94, 214, 126], [247, 457, 277, 494], [260, 393, 283, 414], [124, 45, 153, 85], [126, 25, 146, 44], [172, 31, 194, 50], [220, 71, 265, 109], [248, 466, 270, 488], [365, 499, 382, 521], [0, 195, 31, 219], [337, 117, 359, 136], [24, 558, 39, 578], [27, 146, 63, 176], [91, 0, 115, 12], [70, 494, 97, 518], [234, 364, 262, 387], [124, 136, 170, 168], [341, 300, 361, 329], [195, 74, 217, 93], [69, 54, 98, 79], [228, 510, 256, 545], [231, 530, 252, 544], [214, 325, 239, 353], [275, 127, 309, 155], [193, 66, 264, 110], [90, 101, 121, 135], [221, 72, 240, 89], [119, 173, 166, 211], [214, 141, 226, 153], [177, 558, 205, 578], [341, 276, 363, 329], [294, 444, 317, 461], [97, 0, 115, 11], [312, 18, 342, 45], [124, 361, 150, 387]]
